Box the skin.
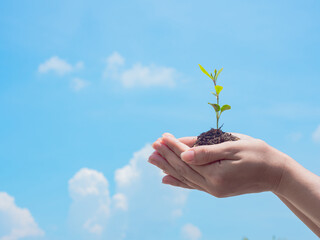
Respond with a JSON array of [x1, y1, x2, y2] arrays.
[[148, 133, 320, 237]]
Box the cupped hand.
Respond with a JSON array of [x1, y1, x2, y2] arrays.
[[148, 133, 287, 198]]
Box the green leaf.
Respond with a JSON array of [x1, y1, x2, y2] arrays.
[[216, 68, 223, 79], [199, 64, 213, 79], [215, 85, 223, 95], [211, 92, 217, 96], [208, 103, 220, 112], [221, 104, 231, 113]]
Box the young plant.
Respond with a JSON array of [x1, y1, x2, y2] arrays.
[[199, 64, 231, 129]]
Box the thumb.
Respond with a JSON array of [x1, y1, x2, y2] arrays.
[[180, 143, 236, 165]]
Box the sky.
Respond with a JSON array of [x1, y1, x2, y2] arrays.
[[0, 0, 320, 239]]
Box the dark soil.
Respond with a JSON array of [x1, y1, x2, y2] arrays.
[[193, 128, 239, 146]]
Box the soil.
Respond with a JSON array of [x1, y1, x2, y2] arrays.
[[193, 128, 239, 146]]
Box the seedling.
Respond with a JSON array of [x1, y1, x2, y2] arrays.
[[199, 64, 231, 129]]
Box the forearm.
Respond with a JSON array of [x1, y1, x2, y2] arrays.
[[275, 156, 320, 230], [275, 193, 320, 237]]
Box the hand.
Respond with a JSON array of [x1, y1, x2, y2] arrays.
[[149, 136, 207, 192], [149, 133, 287, 198]]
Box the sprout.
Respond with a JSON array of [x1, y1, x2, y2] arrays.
[[199, 64, 231, 129]]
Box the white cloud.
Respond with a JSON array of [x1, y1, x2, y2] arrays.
[[83, 219, 103, 235], [68, 144, 189, 239], [181, 223, 202, 240], [121, 63, 176, 88], [68, 168, 111, 236], [312, 125, 320, 143], [104, 52, 178, 88], [112, 193, 128, 211], [38, 56, 83, 75], [107, 52, 125, 69], [114, 163, 139, 188], [113, 144, 189, 229], [70, 78, 90, 91], [114, 145, 147, 188], [69, 168, 109, 198], [103, 52, 125, 79], [0, 192, 44, 240]]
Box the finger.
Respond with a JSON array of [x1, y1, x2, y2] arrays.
[[161, 133, 197, 147], [149, 152, 181, 179], [162, 133, 189, 157], [162, 175, 193, 189], [180, 141, 240, 165], [178, 136, 197, 147], [148, 152, 200, 189], [162, 135, 211, 177], [158, 132, 197, 148], [153, 141, 207, 189], [229, 132, 254, 140]]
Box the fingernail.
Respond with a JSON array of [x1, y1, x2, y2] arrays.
[[163, 133, 175, 139], [162, 178, 168, 184], [181, 150, 195, 163], [152, 141, 161, 150]]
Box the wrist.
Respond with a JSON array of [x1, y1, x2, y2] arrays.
[[272, 153, 301, 196], [265, 145, 292, 194]]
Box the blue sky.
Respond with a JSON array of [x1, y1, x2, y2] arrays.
[[0, 0, 320, 239]]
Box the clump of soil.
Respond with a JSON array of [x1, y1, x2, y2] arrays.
[[193, 128, 239, 147]]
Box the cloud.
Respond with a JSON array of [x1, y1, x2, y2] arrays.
[[106, 52, 125, 70], [114, 145, 145, 188], [104, 52, 178, 88], [112, 193, 128, 211], [121, 63, 176, 88], [69, 168, 110, 199], [181, 223, 202, 240], [68, 144, 189, 239], [0, 192, 44, 240], [38, 56, 83, 76], [70, 78, 90, 91], [103, 52, 125, 80], [172, 209, 183, 218], [113, 144, 189, 236], [68, 168, 111, 236], [312, 125, 320, 143]]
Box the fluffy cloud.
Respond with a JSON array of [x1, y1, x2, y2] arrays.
[[113, 144, 189, 235], [68, 144, 189, 239], [104, 52, 178, 88], [69, 168, 110, 199], [181, 223, 202, 240], [312, 125, 320, 143], [114, 144, 149, 188], [38, 56, 83, 75], [68, 168, 111, 236], [106, 52, 125, 70], [0, 192, 44, 240], [112, 193, 128, 211], [121, 63, 176, 88], [70, 78, 90, 91]]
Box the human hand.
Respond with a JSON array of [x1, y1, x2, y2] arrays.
[[148, 133, 287, 198], [149, 136, 206, 192]]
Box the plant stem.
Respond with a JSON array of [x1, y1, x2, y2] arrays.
[[214, 77, 220, 129], [216, 93, 219, 129], [216, 112, 219, 129]]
